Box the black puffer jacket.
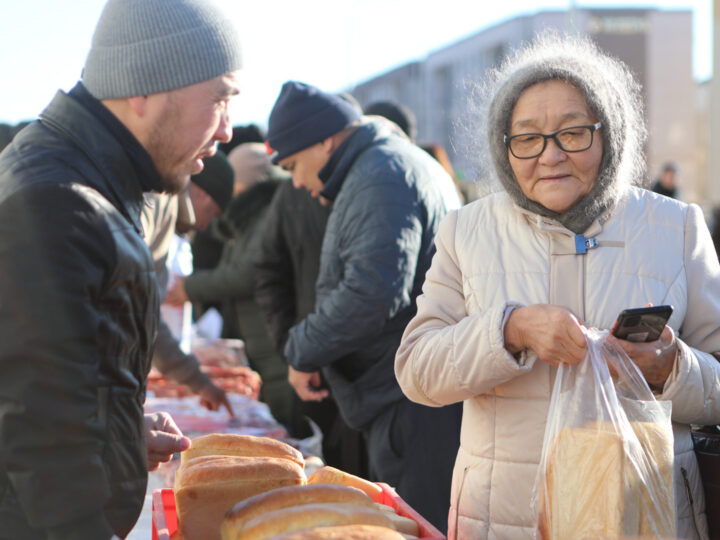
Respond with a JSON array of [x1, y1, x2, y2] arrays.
[[253, 180, 332, 351], [0, 89, 159, 539]]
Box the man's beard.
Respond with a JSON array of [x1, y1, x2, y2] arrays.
[[158, 169, 190, 194], [145, 100, 192, 194]]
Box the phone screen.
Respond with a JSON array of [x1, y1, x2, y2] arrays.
[[611, 305, 673, 343]]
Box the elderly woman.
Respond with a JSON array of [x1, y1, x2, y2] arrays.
[[395, 34, 720, 540]]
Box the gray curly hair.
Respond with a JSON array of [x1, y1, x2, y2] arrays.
[[462, 31, 647, 233]]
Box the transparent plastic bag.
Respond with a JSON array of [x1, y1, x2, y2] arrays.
[[534, 328, 676, 539]]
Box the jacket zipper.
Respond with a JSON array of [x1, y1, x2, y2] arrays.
[[681, 466, 702, 539]]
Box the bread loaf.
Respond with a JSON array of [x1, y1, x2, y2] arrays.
[[383, 512, 420, 536], [225, 502, 394, 540], [222, 484, 374, 536], [175, 455, 305, 540], [307, 466, 382, 499], [539, 425, 627, 539], [538, 421, 675, 539], [264, 524, 408, 539], [631, 421, 676, 537], [180, 433, 304, 467]]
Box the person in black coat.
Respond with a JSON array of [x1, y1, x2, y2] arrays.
[[0, 0, 241, 537]]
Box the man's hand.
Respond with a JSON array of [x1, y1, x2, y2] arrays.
[[198, 380, 234, 416], [165, 278, 189, 306], [144, 412, 190, 471], [288, 366, 329, 402]]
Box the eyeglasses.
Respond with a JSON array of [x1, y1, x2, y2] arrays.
[[504, 122, 602, 159]]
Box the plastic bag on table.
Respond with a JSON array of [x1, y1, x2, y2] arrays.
[[533, 327, 675, 539]]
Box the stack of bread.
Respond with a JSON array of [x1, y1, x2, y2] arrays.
[[537, 420, 675, 539], [175, 434, 305, 540], [173, 435, 422, 540]]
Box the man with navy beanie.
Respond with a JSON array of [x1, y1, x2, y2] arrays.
[[266, 80, 463, 533], [0, 0, 241, 538]]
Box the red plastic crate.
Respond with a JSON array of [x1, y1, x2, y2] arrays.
[[151, 483, 445, 539]]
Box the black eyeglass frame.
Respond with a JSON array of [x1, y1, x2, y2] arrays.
[[503, 122, 602, 159]]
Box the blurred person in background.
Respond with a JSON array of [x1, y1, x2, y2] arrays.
[[143, 153, 235, 414], [395, 33, 720, 539], [651, 161, 681, 200], [228, 142, 275, 196], [0, 0, 241, 537], [364, 100, 417, 142], [216, 123, 264, 156], [265, 80, 463, 532], [165, 151, 306, 436], [195, 127, 266, 274]]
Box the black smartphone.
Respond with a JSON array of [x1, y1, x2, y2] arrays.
[[611, 305, 674, 343]]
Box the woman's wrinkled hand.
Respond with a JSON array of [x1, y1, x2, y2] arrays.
[[605, 325, 677, 390], [504, 304, 587, 366]]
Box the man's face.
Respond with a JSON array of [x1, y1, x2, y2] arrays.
[[278, 142, 330, 199], [144, 71, 241, 193]]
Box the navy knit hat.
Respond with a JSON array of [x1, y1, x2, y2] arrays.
[[191, 152, 235, 211], [266, 81, 362, 164], [82, 0, 242, 99]]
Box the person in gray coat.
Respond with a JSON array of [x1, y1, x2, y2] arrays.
[[265, 80, 463, 532], [142, 153, 235, 414]]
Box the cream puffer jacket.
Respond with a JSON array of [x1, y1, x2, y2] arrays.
[[395, 187, 720, 540]]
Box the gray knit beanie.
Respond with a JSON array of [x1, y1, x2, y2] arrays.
[[82, 0, 242, 99], [466, 32, 646, 233]]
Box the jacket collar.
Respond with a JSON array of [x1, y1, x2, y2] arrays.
[[319, 118, 397, 202], [39, 84, 159, 233]]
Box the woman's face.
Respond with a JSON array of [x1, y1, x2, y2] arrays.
[[507, 80, 603, 213]]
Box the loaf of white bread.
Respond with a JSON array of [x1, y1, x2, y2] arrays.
[[307, 465, 382, 499], [174, 434, 306, 540], [263, 524, 408, 539], [180, 433, 304, 467], [222, 483, 375, 534], [538, 420, 675, 539], [221, 480, 420, 539], [308, 466, 419, 536], [225, 501, 394, 540]]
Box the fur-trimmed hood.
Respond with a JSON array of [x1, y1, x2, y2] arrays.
[[465, 32, 647, 233]]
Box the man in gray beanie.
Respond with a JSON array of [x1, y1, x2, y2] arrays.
[[0, 0, 241, 538]]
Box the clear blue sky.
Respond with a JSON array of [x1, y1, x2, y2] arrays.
[[0, 0, 711, 127]]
